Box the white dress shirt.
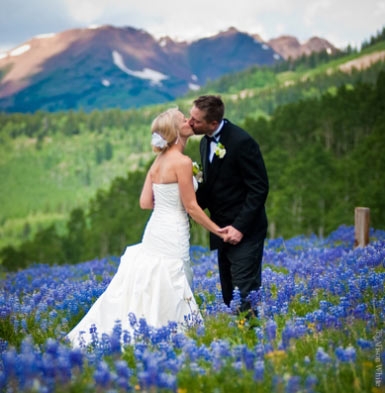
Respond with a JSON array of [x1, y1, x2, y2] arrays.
[[208, 120, 224, 162]]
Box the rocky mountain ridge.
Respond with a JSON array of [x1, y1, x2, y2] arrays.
[[267, 35, 338, 59], [0, 25, 337, 112]]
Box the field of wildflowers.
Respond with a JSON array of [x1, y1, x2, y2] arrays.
[[0, 225, 384, 393]]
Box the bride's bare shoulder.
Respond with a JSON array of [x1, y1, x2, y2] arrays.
[[177, 153, 192, 168], [168, 150, 191, 164]]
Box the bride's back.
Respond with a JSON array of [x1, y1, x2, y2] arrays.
[[150, 149, 185, 184]]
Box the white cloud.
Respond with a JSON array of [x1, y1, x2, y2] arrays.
[[303, 0, 331, 27], [65, 0, 105, 24], [273, 23, 287, 37], [0, 0, 384, 51], [375, 1, 385, 15], [144, 3, 277, 42]]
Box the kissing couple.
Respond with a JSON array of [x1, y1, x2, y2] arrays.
[[67, 95, 269, 347]]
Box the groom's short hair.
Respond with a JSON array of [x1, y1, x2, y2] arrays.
[[193, 95, 224, 123]]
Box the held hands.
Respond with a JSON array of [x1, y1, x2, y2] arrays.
[[218, 225, 244, 245]]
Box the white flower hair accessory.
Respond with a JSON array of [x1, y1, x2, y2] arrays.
[[151, 132, 168, 149]]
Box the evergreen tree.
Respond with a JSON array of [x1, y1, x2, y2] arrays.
[[63, 208, 87, 263]]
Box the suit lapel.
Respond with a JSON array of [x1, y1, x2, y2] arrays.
[[202, 138, 210, 179], [208, 150, 223, 176]]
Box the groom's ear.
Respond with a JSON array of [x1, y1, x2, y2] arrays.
[[209, 120, 219, 131]]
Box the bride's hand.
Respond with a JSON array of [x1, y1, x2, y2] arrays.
[[217, 227, 229, 241], [219, 226, 243, 245]]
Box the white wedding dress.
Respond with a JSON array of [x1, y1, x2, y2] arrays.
[[67, 180, 202, 347]]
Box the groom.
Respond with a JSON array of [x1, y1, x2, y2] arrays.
[[189, 95, 269, 317]]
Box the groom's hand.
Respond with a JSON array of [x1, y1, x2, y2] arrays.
[[221, 226, 243, 245]]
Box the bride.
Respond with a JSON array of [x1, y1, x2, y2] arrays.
[[67, 108, 226, 347]]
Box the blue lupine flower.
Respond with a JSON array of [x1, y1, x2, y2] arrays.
[[356, 338, 373, 350], [0, 225, 384, 391], [286, 375, 301, 393], [109, 320, 122, 353], [254, 360, 264, 381], [335, 346, 356, 362], [69, 348, 83, 369], [316, 347, 332, 363], [122, 329, 132, 346], [254, 343, 265, 359], [265, 319, 277, 341], [230, 287, 242, 313], [254, 327, 264, 341], [305, 375, 318, 391], [94, 361, 111, 387], [45, 338, 59, 355], [114, 362, 130, 379], [246, 290, 260, 311]]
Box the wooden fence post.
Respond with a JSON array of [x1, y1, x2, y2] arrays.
[[354, 207, 370, 248]]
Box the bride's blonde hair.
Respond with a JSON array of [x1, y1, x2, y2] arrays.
[[150, 108, 180, 153]]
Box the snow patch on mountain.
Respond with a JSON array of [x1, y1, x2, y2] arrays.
[[189, 74, 200, 90], [188, 83, 200, 91], [35, 33, 56, 40], [112, 50, 168, 86], [10, 44, 31, 57]]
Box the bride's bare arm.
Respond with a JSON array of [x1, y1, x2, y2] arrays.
[[176, 157, 224, 238], [140, 170, 154, 209]]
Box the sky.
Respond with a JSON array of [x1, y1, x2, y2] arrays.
[[1, 0, 385, 54]]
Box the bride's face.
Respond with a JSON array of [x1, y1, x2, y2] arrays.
[[178, 111, 194, 138]]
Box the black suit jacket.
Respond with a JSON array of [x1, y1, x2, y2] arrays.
[[196, 119, 269, 250]]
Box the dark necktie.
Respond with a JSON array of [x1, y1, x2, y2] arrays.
[[205, 135, 218, 143], [205, 128, 222, 144]]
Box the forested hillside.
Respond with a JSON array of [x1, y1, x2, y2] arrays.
[[0, 107, 161, 250], [190, 40, 385, 119], [1, 69, 384, 270], [0, 29, 384, 270]]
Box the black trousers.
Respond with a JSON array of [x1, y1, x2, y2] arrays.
[[217, 233, 265, 314]]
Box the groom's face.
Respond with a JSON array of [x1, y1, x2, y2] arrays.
[[189, 106, 217, 135]]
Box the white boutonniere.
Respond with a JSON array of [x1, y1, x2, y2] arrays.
[[214, 142, 226, 159], [192, 161, 203, 183]]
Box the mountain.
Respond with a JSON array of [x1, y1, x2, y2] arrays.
[[267, 35, 338, 60], [0, 25, 335, 113]]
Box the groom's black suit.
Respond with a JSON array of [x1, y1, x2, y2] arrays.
[[196, 119, 269, 313]]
